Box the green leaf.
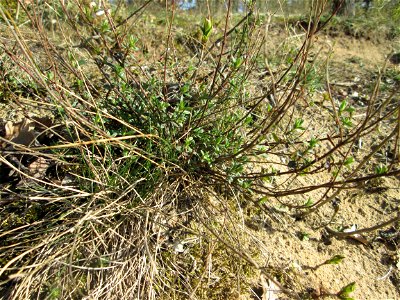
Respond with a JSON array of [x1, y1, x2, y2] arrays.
[[339, 282, 356, 299], [180, 83, 190, 95], [325, 254, 345, 265], [304, 198, 313, 207], [323, 92, 330, 101], [293, 118, 305, 130], [258, 197, 268, 204], [272, 133, 280, 143], [308, 137, 319, 149], [262, 176, 273, 183], [232, 56, 243, 69], [200, 18, 213, 42], [339, 99, 347, 113], [240, 180, 252, 189], [375, 164, 388, 175], [100, 20, 110, 32], [343, 157, 354, 166], [47, 71, 54, 80], [128, 35, 138, 50], [345, 106, 355, 115], [200, 150, 212, 164], [299, 232, 310, 241], [341, 116, 353, 127]]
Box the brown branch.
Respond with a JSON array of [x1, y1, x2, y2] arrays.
[[326, 212, 400, 238]]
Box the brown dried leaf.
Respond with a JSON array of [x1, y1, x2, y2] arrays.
[[16, 157, 50, 187], [2, 119, 39, 148], [31, 117, 53, 130], [260, 274, 282, 300], [28, 157, 49, 179], [344, 224, 369, 246], [348, 234, 369, 246], [4, 120, 17, 140]]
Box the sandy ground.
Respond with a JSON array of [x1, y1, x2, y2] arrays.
[[245, 33, 400, 299]]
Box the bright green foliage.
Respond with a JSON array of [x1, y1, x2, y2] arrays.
[[344, 157, 354, 167], [338, 282, 356, 300], [375, 164, 388, 175], [200, 17, 213, 43], [324, 254, 345, 265], [293, 118, 305, 131]]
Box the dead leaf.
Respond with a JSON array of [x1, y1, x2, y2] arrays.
[[5, 120, 17, 140], [1, 118, 55, 149], [16, 157, 50, 187], [344, 224, 369, 246], [260, 274, 282, 300], [28, 157, 49, 179], [3, 119, 37, 148], [31, 117, 53, 129]]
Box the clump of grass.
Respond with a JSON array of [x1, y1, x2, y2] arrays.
[[336, 0, 400, 39], [0, 0, 399, 299], [281, 1, 400, 40]]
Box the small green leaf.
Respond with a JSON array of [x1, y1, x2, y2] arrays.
[[339, 282, 356, 299], [345, 106, 355, 115], [47, 71, 54, 80], [200, 150, 212, 164], [258, 197, 268, 204], [341, 116, 353, 127], [304, 198, 313, 207], [323, 92, 330, 101], [78, 59, 87, 66], [262, 176, 273, 183], [272, 133, 280, 143], [344, 157, 354, 166], [203, 18, 212, 35], [240, 180, 252, 189], [232, 56, 243, 69], [293, 118, 305, 130], [180, 83, 190, 95], [339, 99, 347, 113], [128, 35, 138, 50], [299, 232, 310, 241], [308, 137, 319, 149], [200, 18, 213, 42], [375, 164, 388, 175], [325, 254, 345, 265], [100, 20, 110, 32], [244, 115, 253, 125]]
